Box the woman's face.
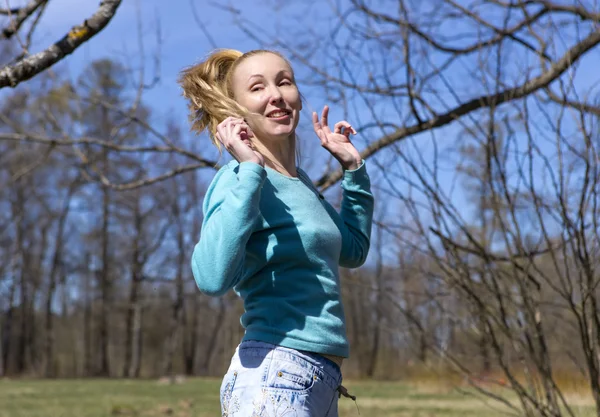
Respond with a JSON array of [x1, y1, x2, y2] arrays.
[[231, 53, 301, 143]]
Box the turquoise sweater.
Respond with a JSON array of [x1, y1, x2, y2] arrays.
[[191, 160, 374, 357]]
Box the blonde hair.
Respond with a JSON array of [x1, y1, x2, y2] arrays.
[[177, 49, 292, 149]]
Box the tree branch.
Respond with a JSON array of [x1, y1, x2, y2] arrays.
[[543, 88, 600, 117], [0, 131, 216, 166], [0, 0, 122, 89], [351, 0, 551, 57], [0, 7, 22, 16], [1, 0, 47, 40], [316, 28, 600, 190], [488, 0, 600, 22]]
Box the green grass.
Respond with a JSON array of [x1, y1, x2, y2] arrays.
[[0, 378, 596, 416], [0, 378, 221, 417]]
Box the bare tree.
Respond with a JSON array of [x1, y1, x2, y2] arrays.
[[44, 180, 78, 377], [1, 8, 600, 417], [222, 0, 600, 414]]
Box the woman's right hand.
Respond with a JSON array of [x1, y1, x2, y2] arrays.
[[215, 117, 264, 167]]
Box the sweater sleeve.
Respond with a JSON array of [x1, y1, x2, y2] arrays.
[[338, 160, 375, 268], [191, 162, 266, 296]]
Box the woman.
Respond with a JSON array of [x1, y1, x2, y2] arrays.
[[178, 49, 374, 416]]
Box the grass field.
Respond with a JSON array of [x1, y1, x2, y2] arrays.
[[0, 378, 596, 416]]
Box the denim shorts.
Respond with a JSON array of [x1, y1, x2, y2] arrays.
[[220, 340, 344, 416]]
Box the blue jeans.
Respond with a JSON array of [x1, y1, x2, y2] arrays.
[[220, 341, 343, 416]]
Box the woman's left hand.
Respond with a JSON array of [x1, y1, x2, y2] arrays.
[[312, 105, 362, 170]]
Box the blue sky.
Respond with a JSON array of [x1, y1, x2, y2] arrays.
[[31, 0, 600, 166], [32, 0, 351, 174], [37, 0, 261, 125], [10, 0, 600, 265]]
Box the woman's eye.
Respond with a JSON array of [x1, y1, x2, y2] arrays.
[[280, 80, 292, 86], [251, 85, 264, 92]]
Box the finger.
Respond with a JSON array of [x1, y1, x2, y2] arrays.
[[230, 124, 246, 151], [315, 129, 327, 144], [320, 105, 329, 131], [216, 124, 227, 144], [223, 117, 242, 130], [235, 124, 254, 149], [215, 131, 223, 145], [232, 123, 243, 138], [221, 120, 239, 147], [226, 118, 241, 139], [238, 122, 255, 140], [218, 116, 235, 129], [312, 111, 321, 131], [242, 137, 254, 149], [334, 121, 353, 134], [239, 125, 252, 141], [224, 117, 239, 128], [217, 117, 236, 139]]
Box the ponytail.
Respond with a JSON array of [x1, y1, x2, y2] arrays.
[[177, 49, 247, 149]]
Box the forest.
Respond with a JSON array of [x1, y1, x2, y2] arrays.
[[2, 1, 600, 416]]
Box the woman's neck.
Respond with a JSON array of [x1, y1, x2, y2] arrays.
[[254, 134, 297, 177]]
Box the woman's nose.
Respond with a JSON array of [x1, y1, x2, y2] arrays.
[[269, 87, 283, 103]]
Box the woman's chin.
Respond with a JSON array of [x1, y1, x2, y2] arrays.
[[264, 117, 298, 135], [263, 128, 295, 140]]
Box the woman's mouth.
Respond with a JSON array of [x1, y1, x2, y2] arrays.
[[266, 109, 291, 120]]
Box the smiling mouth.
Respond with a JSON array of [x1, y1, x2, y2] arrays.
[[266, 110, 291, 118]]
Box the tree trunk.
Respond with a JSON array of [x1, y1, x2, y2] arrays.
[[123, 207, 142, 377], [185, 170, 202, 376], [162, 199, 186, 378], [131, 303, 143, 378], [13, 190, 26, 374], [418, 332, 428, 363], [0, 315, 3, 378], [184, 294, 199, 375], [0, 310, 4, 378], [366, 229, 384, 378], [201, 298, 226, 375], [98, 184, 110, 377], [16, 254, 27, 373], [478, 306, 491, 373], [2, 283, 16, 376], [45, 188, 72, 377], [83, 258, 93, 377]]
